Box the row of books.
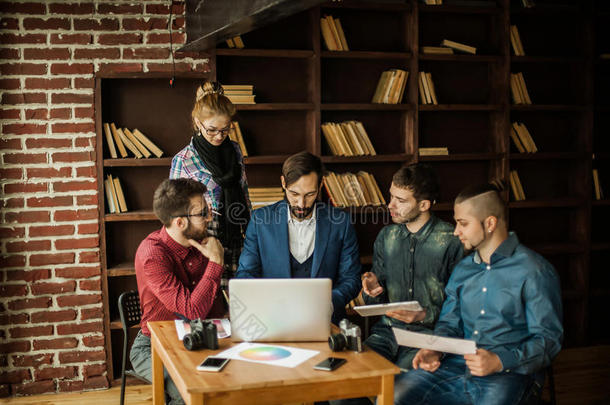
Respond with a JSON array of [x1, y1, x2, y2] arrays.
[[321, 121, 376, 157], [509, 170, 526, 201], [593, 169, 604, 200], [510, 122, 538, 153], [510, 72, 532, 105], [320, 15, 349, 51], [510, 25, 525, 56], [418, 71, 438, 105], [229, 122, 248, 157], [323, 171, 386, 207], [222, 84, 256, 104], [423, 0, 443, 4], [104, 123, 164, 159], [104, 174, 128, 213], [439, 39, 476, 55], [226, 35, 244, 48], [249, 187, 284, 209], [372, 69, 408, 104]]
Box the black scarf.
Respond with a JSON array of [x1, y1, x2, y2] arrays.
[[192, 132, 250, 249]]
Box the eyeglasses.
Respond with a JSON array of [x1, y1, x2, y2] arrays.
[[201, 124, 232, 137]]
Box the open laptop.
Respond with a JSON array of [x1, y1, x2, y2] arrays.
[[229, 278, 332, 342]]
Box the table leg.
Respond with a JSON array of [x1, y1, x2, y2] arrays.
[[377, 374, 394, 405], [151, 342, 165, 405]]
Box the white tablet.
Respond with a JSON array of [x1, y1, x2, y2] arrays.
[[353, 301, 423, 317]]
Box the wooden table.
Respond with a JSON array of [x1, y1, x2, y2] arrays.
[[149, 321, 400, 405]]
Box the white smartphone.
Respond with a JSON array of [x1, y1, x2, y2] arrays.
[[196, 356, 230, 372]]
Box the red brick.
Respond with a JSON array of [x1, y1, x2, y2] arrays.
[[9, 325, 53, 339], [50, 33, 92, 45], [73, 47, 120, 60], [58, 350, 105, 364], [83, 364, 106, 378], [0, 108, 20, 119], [5, 240, 51, 253], [146, 32, 186, 45], [27, 196, 73, 207], [55, 266, 100, 279], [0, 33, 46, 44], [23, 18, 71, 30], [147, 62, 193, 73], [2, 123, 47, 135], [31, 281, 76, 295], [123, 48, 169, 59], [0, 2, 46, 14], [73, 18, 119, 31], [0, 255, 26, 269], [0, 48, 19, 59], [52, 151, 95, 162], [76, 195, 97, 206], [0, 168, 21, 179], [146, 3, 184, 14], [172, 17, 185, 30], [78, 223, 98, 235], [0, 63, 47, 76], [83, 376, 109, 390], [0, 284, 27, 297], [33, 337, 78, 351], [55, 237, 99, 250], [49, 108, 71, 119], [58, 380, 83, 393], [0, 313, 28, 325], [0, 78, 19, 90], [79, 251, 100, 263], [0, 341, 30, 354], [11, 380, 55, 396], [3, 152, 47, 164], [1, 92, 46, 105], [4, 269, 50, 282], [24, 108, 49, 120], [52, 181, 97, 193], [24, 48, 71, 60], [74, 106, 94, 119], [57, 293, 101, 307], [0, 226, 25, 238], [31, 309, 76, 323], [35, 366, 76, 381], [26, 167, 72, 178], [97, 33, 142, 45], [25, 77, 71, 90], [0, 369, 31, 384], [98, 63, 142, 74], [79, 278, 101, 291], [2, 197, 24, 208], [50, 63, 94, 75], [74, 77, 94, 89], [74, 136, 95, 148], [54, 209, 97, 222], [122, 17, 167, 30], [82, 335, 105, 348], [51, 92, 92, 104], [75, 166, 95, 177], [49, 3, 94, 14], [7, 297, 51, 311], [81, 306, 103, 320], [0, 138, 22, 149], [98, 3, 142, 14], [30, 252, 75, 266], [4, 183, 48, 194], [29, 225, 74, 237], [4, 211, 50, 223], [1, 17, 19, 29], [193, 62, 212, 73], [57, 321, 102, 335]]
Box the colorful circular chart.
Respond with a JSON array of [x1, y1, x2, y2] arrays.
[[239, 346, 292, 362]]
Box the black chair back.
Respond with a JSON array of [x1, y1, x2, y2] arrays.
[[118, 291, 142, 405]]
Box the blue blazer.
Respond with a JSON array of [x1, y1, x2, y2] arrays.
[[236, 200, 361, 323]]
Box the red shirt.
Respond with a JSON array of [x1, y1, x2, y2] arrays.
[[134, 226, 224, 336]]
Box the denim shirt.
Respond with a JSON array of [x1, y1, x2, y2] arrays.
[[363, 215, 463, 331], [435, 233, 564, 375]]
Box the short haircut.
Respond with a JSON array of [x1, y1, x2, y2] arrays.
[[153, 178, 207, 227], [191, 80, 236, 129], [392, 163, 440, 203], [455, 182, 506, 222], [281, 151, 326, 188]]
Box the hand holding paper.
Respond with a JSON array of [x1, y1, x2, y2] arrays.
[[412, 349, 442, 372]]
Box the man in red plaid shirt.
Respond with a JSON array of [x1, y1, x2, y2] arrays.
[[130, 178, 225, 405]]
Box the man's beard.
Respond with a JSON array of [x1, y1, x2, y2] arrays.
[[393, 206, 421, 224], [183, 221, 207, 241], [285, 196, 315, 220]]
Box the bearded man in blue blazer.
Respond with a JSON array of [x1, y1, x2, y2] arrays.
[[236, 151, 361, 324]]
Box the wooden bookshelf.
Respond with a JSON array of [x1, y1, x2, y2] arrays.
[[96, 0, 607, 382]]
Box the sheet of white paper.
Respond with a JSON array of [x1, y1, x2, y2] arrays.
[[354, 301, 423, 317], [392, 327, 477, 355], [216, 342, 319, 368], [175, 319, 231, 340]]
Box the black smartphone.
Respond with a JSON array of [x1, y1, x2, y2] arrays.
[[313, 357, 347, 371], [196, 356, 230, 372]]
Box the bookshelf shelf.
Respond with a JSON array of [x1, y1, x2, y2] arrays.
[[419, 54, 500, 62], [419, 104, 502, 111], [321, 103, 413, 111], [104, 210, 157, 222], [215, 49, 314, 58], [321, 154, 411, 164], [321, 50, 412, 59], [419, 153, 501, 162], [103, 157, 172, 167], [235, 103, 315, 111], [107, 263, 135, 277]]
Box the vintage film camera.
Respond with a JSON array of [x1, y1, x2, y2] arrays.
[[183, 319, 218, 351], [328, 319, 363, 352]]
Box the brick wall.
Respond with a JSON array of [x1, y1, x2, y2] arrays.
[[0, 0, 210, 397]]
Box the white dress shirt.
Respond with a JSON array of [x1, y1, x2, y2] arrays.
[[287, 207, 316, 264]]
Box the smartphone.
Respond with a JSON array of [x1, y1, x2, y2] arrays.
[[196, 356, 230, 372], [313, 357, 347, 371]]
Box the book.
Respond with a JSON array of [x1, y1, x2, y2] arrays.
[[104, 176, 117, 214], [420, 72, 432, 104], [225, 94, 256, 104], [233, 35, 244, 49], [320, 17, 338, 51], [133, 129, 164, 158], [341, 122, 365, 156], [372, 71, 391, 103], [441, 39, 476, 55], [422, 46, 454, 55], [107, 174, 121, 212], [334, 18, 349, 51], [426, 72, 438, 105], [353, 121, 377, 156], [389, 70, 408, 104], [418, 72, 427, 104], [510, 126, 526, 153], [321, 124, 340, 155], [510, 25, 525, 56], [222, 84, 254, 92], [517, 72, 532, 104], [593, 169, 604, 200], [103, 123, 117, 159], [110, 123, 128, 158], [226, 38, 235, 48], [326, 15, 344, 51], [123, 128, 151, 158], [419, 147, 448, 156], [249, 187, 284, 208], [509, 170, 526, 201], [117, 128, 143, 158], [229, 122, 248, 157], [113, 176, 128, 213], [510, 74, 523, 104], [512, 122, 537, 153]]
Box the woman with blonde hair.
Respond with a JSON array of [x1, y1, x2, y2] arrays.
[[170, 80, 251, 284]]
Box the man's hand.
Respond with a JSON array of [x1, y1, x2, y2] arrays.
[[385, 309, 426, 323], [412, 349, 442, 372], [464, 348, 503, 377], [362, 272, 383, 297], [188, 237, 224, 266]]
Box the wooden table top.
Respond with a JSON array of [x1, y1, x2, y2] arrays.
[[149, 320, 400, 395]]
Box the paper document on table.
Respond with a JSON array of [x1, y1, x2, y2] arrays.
[[354, 301, 423, 317], [216, 342, 319, 368], [175, 319, 231, 340], [392, 328, 476, 355]]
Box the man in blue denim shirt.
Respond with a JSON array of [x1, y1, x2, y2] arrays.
[[395, 183, 563, 405]]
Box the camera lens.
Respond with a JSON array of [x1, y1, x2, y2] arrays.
[[183, 332, 203, 351], [328, 333, 347, 351]]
